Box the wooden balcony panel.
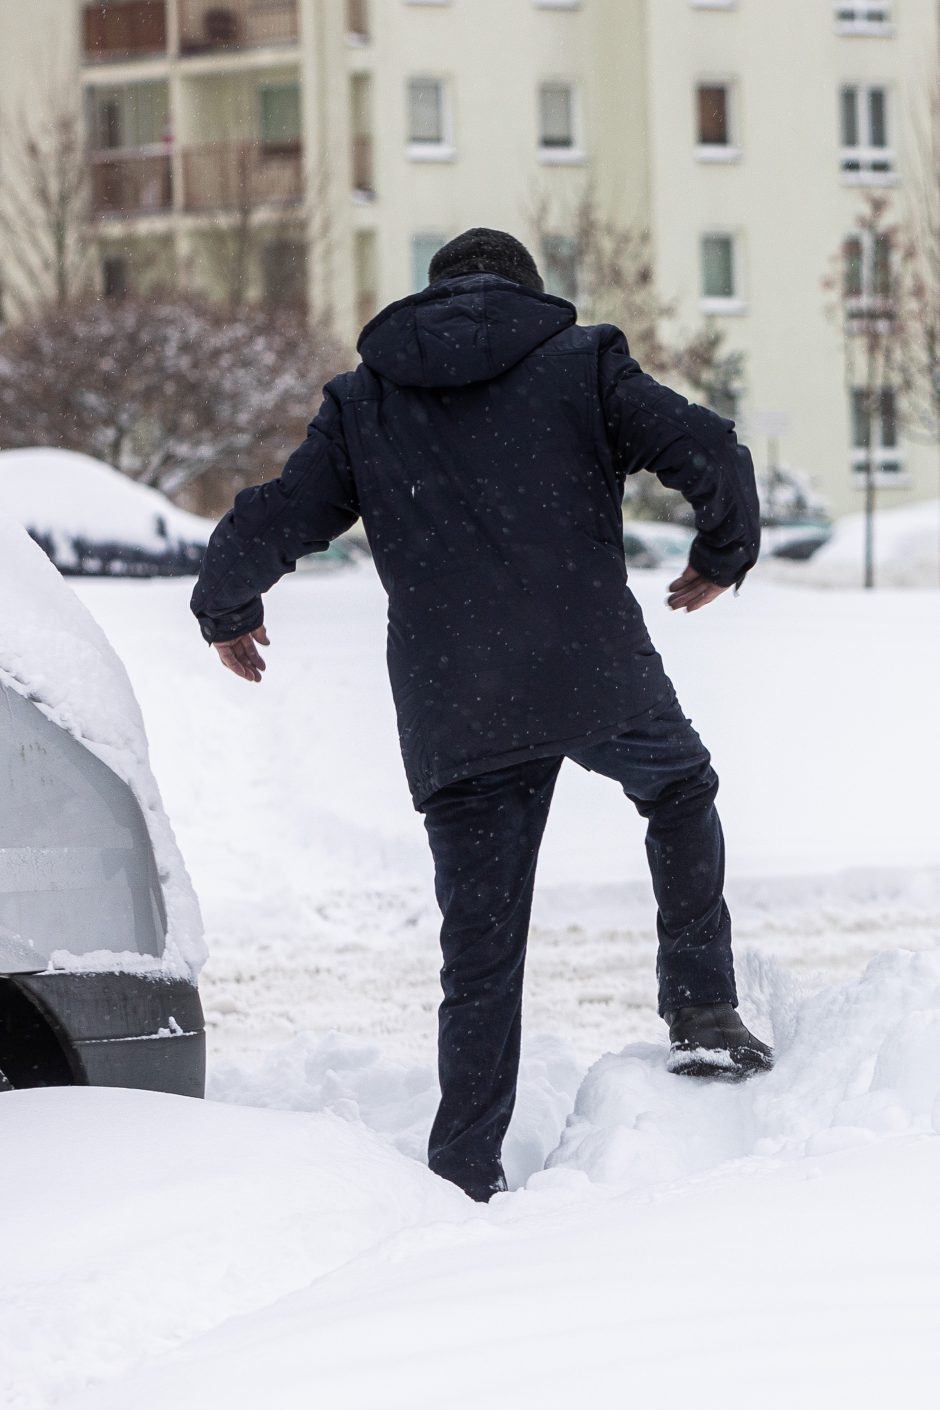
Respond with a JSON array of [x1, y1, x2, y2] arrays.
[[83, 2, 168, 60], [182, 141, 303, 211], [177, 0, 299, 54], [91, 152, 173, 216]]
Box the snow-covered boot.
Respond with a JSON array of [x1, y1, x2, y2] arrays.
[[0, 1065, 12, 1093], [665, 1003, 773, 1080]]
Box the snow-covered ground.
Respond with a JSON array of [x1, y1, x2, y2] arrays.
[[2, 562, 939, 1407], [765, 496, 940, 588]]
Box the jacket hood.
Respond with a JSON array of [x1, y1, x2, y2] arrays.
[[357, 274, 576, 389]]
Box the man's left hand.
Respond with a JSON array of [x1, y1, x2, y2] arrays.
[[667, 565, 728, 613]]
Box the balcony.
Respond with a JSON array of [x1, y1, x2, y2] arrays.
[[83, 2, 167, 61], [90, 150, 173, 216], [177, 0, 299, 54], [181, 140, 303, 210]]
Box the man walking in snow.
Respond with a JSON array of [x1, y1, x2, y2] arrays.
[[192, 228, 772, 1202]]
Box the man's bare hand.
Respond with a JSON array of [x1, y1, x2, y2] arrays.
[[666, 565, 728, 613], [213, 625, 270, 682]]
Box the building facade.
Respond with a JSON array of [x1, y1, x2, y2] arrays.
[[0, 0, 936, 515]]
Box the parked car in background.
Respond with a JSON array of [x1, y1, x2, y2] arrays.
[[623, 521, 695, 570], [0, 447, 213, 577], [761, 520, 832, 561]]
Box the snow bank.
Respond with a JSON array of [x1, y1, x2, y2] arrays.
[[547, 947, 940, 1190], [0, 1087, 465, 1410], [0, 447, 212, 569], [0, 516, 204, 975], [32, 940, 940, 1409], [765, 497, 940, 588]]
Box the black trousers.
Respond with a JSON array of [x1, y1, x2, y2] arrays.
[[420, 693, 736, 1199]]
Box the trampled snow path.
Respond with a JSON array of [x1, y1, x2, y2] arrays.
[[0, 564, 935, 1407]]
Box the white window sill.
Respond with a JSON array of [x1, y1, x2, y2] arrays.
[[690, 0, 736, 8], [406, 142, 457, 163], [351, 188, 377, 205], [537, 146, 586, 165], [534, 0, 581, 7], [835, 21, 895, 37], [700, 296, 747, 316], [345, 31, 370, 46], [695, 144, 741, 163], [840, 168, 898, 187], [851, 469, 908, 488]]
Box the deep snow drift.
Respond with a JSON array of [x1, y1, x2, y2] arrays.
[[1, 562, 937, 1407], [0, 516, 204, 974]]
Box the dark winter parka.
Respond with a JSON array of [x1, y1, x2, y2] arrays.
[[191, 274, 760, 807]]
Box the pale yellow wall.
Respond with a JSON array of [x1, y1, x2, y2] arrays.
[[644, 0, 937, 515]]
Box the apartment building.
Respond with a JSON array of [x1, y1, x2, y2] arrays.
[[0, 0, 936, 514]]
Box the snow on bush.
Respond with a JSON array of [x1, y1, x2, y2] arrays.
[[0, 515, 204, 975], [764, 497, 940, 588], [0, 446, 212, 572]]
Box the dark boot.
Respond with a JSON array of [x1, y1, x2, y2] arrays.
[[665, 1003, 773, 1080]]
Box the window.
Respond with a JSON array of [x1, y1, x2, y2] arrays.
[[695, 83, 739, 160], [840, 85, 894, 181], [102, 254, 128, 299], [355, 229, 378, 326], [260, 84, 301, 149], [843, 230, 893, 319], [542, 235, 578, 302], [850, 388, 902, 479], [87, 82, 169, 151], [350, 73, 375, 196], [700, 233, 745, 312], [262, 239, 307, 306], [835, 4, 894, 35], [412, 232, 446, 291], [346, 0, 369, 40], [406, 77, 454, 158], [538, 83, 581, 160]]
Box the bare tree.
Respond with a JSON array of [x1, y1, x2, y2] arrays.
[[0, 293, 350, 513], [824, 191, 907, 589], [0, 98, 92, 314], [530, 186, 745, 522]]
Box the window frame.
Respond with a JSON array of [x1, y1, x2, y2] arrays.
[[842, 228, 894, 325], [541, 233, 580, 303], [699, 231, 747, 314], [405, 75, 456, 162], [537, 80, 585, 164], [694, 80, 741, 163], [411, 231, 447, 291], [839, 83, 896, 184], [849, 386, 905, 484], [258, 82, 302, 151], [834, 3, 895, 37]]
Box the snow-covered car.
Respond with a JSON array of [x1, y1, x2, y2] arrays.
[[622, 521, 694, 570], [0, 447, 214, 577], [0, 517, 206, 1095], [761, 520, 832, 561]]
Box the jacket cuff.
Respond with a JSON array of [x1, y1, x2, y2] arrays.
[[688, 537, 756, 590], [194, 597, 264, 645]]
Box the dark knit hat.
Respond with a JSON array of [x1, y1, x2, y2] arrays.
[[427, 227, 544, 292]]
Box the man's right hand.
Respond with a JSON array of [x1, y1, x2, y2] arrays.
[[667, 565, 728, 613], [213, 625, 270, 683]]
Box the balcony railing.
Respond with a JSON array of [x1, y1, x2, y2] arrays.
[[90, 150, 173, 215], [177, 0, 299, 53], [181, 141, 303, 210], [83, 2, 168, 61]]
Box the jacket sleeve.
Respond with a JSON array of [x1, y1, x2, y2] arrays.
[[190, 378, 360, 643], [598, 325, 760, 589]]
